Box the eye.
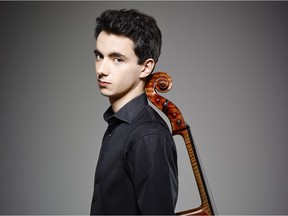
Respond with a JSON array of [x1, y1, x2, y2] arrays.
[[95, 54, 103, 61], [94, 50, 103, 61], [114, 57, 124, 63]]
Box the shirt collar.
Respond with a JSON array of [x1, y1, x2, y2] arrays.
[[103, 93, 148, 124]]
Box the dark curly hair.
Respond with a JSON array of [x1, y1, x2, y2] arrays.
[[95, 9, 162, 65]]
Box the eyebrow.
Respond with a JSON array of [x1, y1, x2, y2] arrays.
[[94, 49, 127, 60], [94, 49, 101, 56]]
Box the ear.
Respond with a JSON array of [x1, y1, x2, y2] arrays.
[[139, 58, 155, 78]]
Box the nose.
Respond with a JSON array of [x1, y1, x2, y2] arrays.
[[96, 60, 109, 77]]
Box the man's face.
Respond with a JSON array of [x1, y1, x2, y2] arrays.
[[95, 31, 145, 105]]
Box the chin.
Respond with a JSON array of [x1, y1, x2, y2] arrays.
[[99, 88, 110, 96], [100, 92, 110, 97]]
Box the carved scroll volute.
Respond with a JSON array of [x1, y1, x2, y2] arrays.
[[145, 72, 215, 216], [145, 72, 186, 135]]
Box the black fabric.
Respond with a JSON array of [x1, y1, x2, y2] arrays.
[[90, 93, 178, 215]]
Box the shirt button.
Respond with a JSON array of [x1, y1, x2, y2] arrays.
[[95, 178, 100, 184]]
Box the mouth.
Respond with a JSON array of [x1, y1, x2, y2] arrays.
[[98, 79, 110, 87]]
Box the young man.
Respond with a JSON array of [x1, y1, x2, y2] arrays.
[[90, 9, 178, 215]]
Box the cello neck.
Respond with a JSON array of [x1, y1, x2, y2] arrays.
[[145, 72, 217, 216]]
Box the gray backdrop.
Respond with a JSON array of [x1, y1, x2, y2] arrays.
[[1, 1, 288, 215]]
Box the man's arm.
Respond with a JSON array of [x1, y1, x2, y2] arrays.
[[126, 128, 178, 215]]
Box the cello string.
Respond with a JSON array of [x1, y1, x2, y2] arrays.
[[191, 133, 219, 215]]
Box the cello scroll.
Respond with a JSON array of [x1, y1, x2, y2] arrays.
[[145, 72, 187, 135], [145, 72, 216, 216]]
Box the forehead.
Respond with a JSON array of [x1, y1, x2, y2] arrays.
[[96, 31, 135, 55]]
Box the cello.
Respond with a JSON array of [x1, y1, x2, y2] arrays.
[[145, 72, 217, 215]]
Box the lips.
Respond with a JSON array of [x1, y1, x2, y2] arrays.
[[98, 79, 110, 87]]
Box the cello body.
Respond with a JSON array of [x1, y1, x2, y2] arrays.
[[145, 72, 217, 216]]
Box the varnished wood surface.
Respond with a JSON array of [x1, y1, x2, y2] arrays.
[[145, 72, 215, 215]]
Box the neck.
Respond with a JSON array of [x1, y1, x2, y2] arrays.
[[110, 89, 145, 113]]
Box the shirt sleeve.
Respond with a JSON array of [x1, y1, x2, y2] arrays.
[[125, 125, 178, 215]]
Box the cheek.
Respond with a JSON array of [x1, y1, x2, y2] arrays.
[[117, 70, 138, 87], [95, 62, 99, 74]]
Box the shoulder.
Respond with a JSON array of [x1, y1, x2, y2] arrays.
[[133, 104, 170, 134], [124, 104, 174, 148]]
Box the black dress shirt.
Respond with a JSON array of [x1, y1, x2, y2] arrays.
[[90, 93, 178, 215]]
